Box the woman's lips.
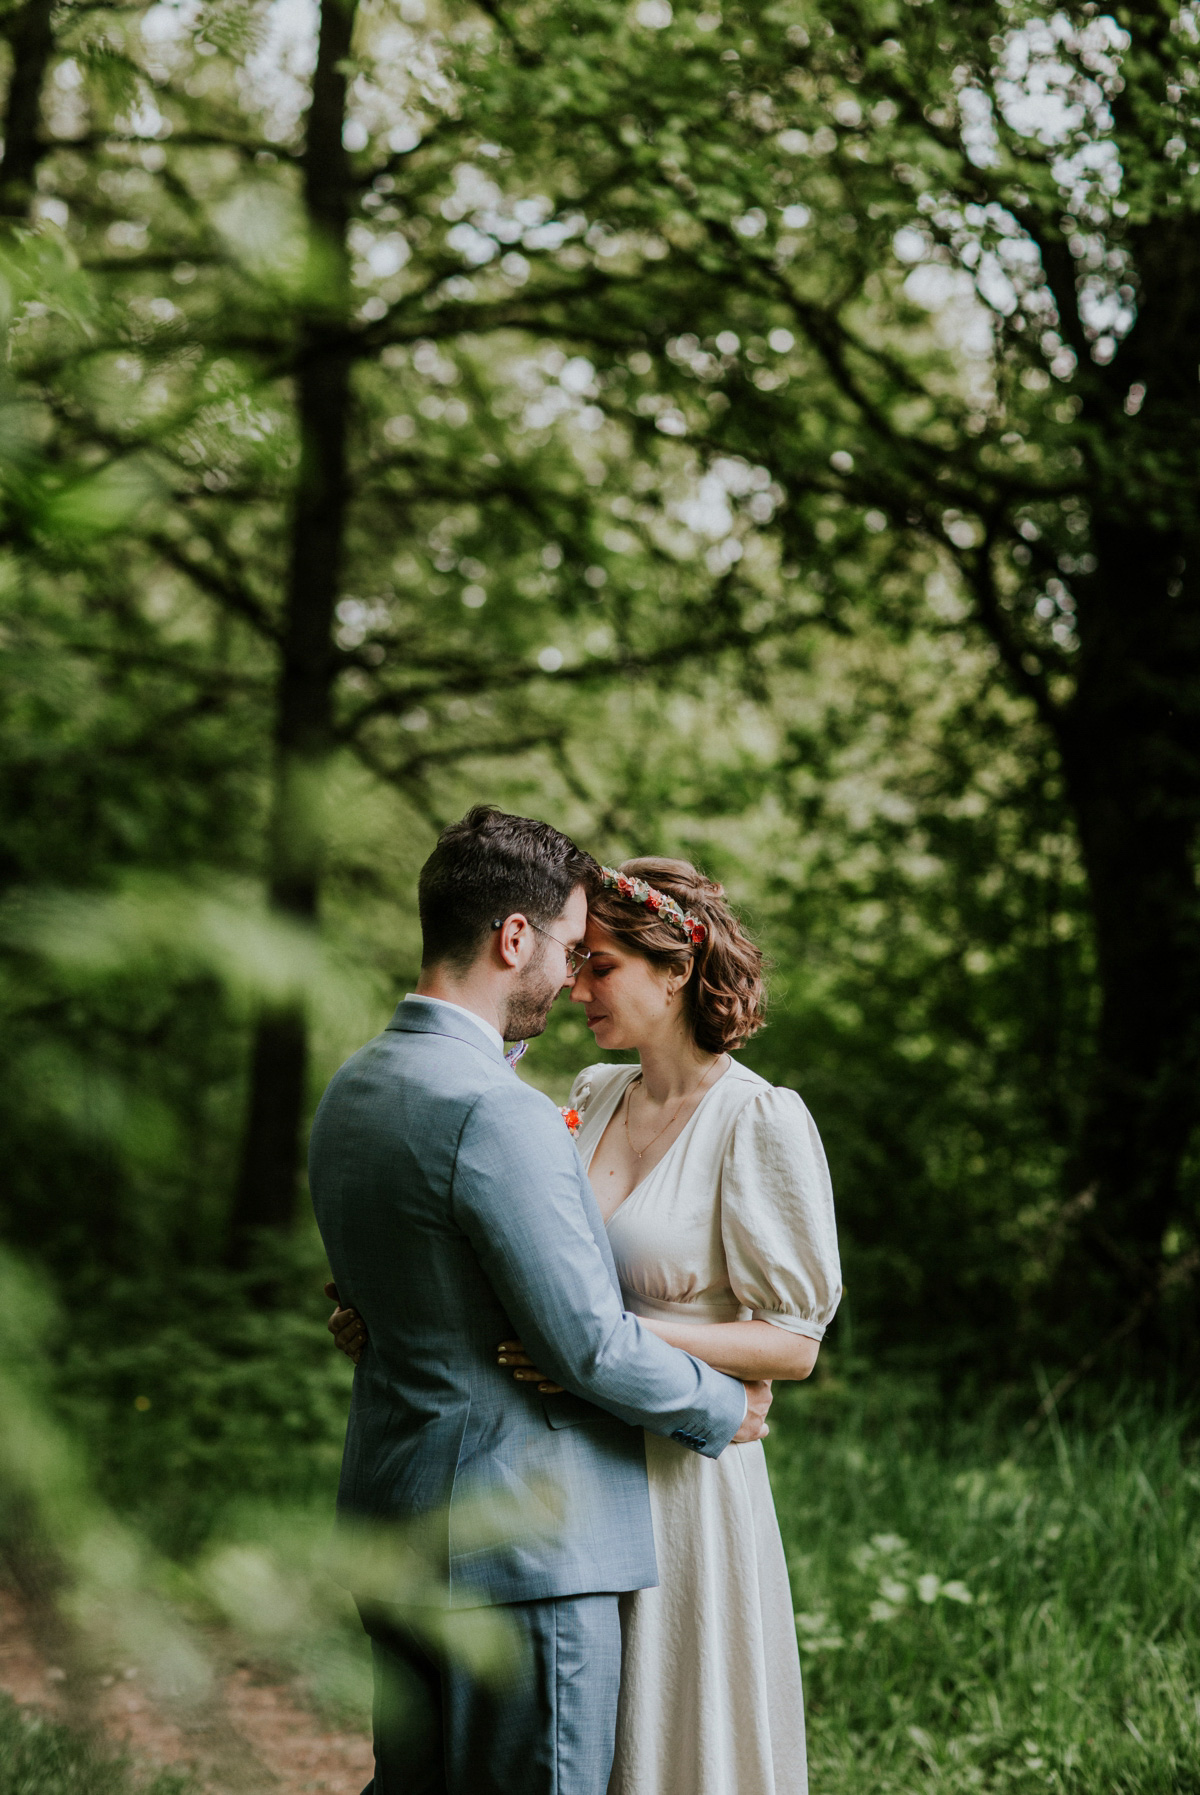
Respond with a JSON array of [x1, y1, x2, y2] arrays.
[[586, 1013, 607, 1028]]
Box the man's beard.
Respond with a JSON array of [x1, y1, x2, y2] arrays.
[[502, 941, 560, 1042]]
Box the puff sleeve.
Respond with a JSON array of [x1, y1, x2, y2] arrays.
[[720, 1086, 842, 1341]]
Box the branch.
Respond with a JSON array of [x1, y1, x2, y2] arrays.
[[471, 0, 541, 66], [354, 726, 565, 787], [352, 263, 627, 363], [351, 112, 472, 190], [339, 607, 815, 738], [59, 640, 269, 689], [964, 519, 1063, 734], [45, 129, 297, 160], [144, 531, 280, 641]]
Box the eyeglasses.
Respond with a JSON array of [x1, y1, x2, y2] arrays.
[[492, 918, 591, 976]]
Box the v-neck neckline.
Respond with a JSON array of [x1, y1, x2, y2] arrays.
[[583, 1059, 734, 1226]]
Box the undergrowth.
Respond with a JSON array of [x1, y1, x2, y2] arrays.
[[769, 1376, 1200, 1793]]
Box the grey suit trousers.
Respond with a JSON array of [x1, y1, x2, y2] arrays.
[[358, 1593, 622, 1795]]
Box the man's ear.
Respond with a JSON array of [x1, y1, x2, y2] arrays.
[[493, 913, 531, 969]]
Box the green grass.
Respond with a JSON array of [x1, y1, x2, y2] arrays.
[[10, 1247, 1200, 1795], [0, 1696, 189, 1795], [768, 1378, 1200, 1793]]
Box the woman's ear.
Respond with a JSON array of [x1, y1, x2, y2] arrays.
[[665, 957, 694, 1002]]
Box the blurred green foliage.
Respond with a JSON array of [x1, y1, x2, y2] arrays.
[[0, 1245, 521, 1754], [0, 1696, 188, 1795], [56, 1256, 354, 1558]]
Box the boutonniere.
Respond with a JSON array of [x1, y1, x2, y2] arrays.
[[560, 1107, 582, 1135]]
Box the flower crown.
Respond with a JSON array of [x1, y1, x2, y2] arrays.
[[599, 866, 708, 946]]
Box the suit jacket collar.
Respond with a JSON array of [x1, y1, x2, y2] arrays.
[[385, 996, 508, 1066]]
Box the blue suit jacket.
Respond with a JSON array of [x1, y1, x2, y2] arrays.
[[309, 998, 747, 1607]]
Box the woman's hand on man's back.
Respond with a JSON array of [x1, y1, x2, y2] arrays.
[[325, 1281, 366, 1364]]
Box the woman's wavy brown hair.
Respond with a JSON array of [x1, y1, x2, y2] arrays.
[[587, 857, 766, 1053]]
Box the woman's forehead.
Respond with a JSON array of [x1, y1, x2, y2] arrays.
[[582, 914, 622, 951]]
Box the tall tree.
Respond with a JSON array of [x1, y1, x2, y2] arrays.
[[229, 0, 359, 1257], [785, 0, 1200, 1326], [0, 0, 55, 221]]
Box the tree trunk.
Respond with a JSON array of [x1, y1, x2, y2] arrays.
[[1045, 200, 1200, 1314], [1058, 516, 1200, 1301], [227, 0, 358, 1264], [0, 0, 56, 221]]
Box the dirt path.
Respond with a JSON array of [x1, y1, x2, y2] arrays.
[[0, 1584, 374, 1793]]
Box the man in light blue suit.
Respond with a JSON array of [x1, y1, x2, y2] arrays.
[[310, 806, 769, 1795]]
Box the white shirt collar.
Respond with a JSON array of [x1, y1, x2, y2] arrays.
[[403, 993, 505, 1055]]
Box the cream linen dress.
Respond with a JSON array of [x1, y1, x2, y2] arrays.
[[568, 1058, 842, 1795]]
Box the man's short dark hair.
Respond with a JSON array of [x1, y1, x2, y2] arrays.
[[418, 805, 599, 970]]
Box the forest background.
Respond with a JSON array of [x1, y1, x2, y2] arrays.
[[1, 1, 1199, 1791]]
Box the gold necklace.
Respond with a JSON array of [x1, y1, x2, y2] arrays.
[[623, 1058, 722, 1161]]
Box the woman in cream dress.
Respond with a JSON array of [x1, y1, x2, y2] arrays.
[[568, 1051, 838, 1795], [545, 860, 840, 1795], [329, 856, 840, 1795]]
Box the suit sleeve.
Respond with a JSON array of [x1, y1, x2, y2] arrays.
[[451, 1083, 747, 1459]]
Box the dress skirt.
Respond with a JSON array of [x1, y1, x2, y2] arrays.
[[608, 1431, 808, 1795]]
